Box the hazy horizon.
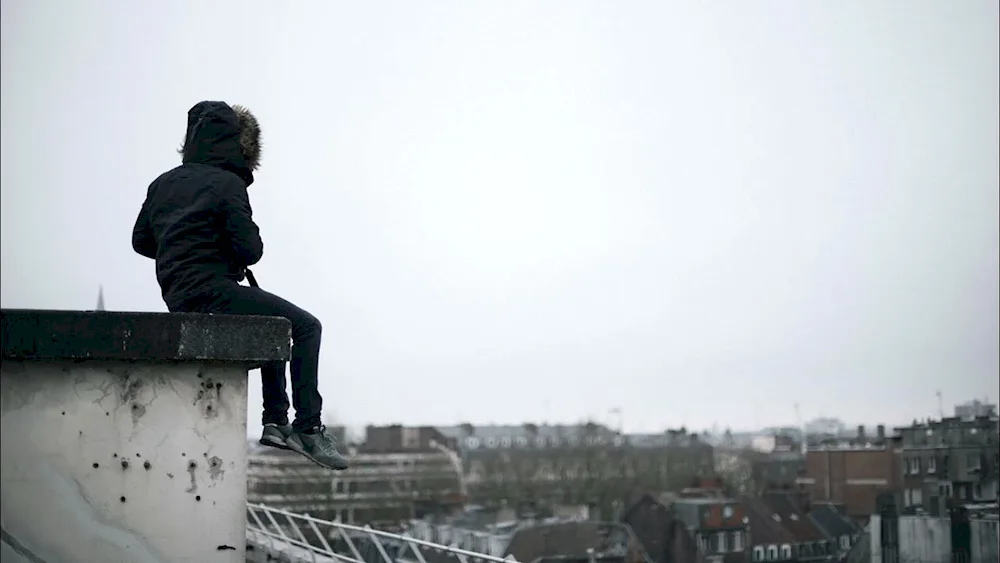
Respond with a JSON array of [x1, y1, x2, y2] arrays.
[[3, 1, 998, 439]]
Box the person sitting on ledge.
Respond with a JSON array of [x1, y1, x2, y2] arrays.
[[131, 100, 349, 471]]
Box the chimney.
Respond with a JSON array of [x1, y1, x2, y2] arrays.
[[857, 425, 866, 440], [877, 425, 886, 441]]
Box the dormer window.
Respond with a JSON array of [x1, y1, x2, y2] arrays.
[[752, 546, 765, 562], [767, 545, 779, 561], [780, 544, 792, 560]]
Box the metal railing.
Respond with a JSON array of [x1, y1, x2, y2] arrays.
[[246, 503, 519, 563]]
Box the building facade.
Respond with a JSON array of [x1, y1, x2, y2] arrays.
[[247, 425, 464, 528], [437, 424, 715, 519], [897, 413, 1000, 514], [801, 428, 901, 521]]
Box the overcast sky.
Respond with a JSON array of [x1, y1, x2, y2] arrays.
[[2, 1, 997, 438]]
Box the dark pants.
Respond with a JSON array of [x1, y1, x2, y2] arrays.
[[179, 284, 324, 431]]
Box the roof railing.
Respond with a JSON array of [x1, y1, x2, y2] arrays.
[[247, 503, 519, 563]]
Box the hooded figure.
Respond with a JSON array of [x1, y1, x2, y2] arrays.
[[132, 101, 263, 307], [131, 101, 348, 471]]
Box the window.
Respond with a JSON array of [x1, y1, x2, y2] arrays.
[[780, 544, 792, 560], [905, 457, 913, 474], [732, 531, 745, 552], [840, 535, 851, 550], [713, 532, 727, 553], [913, 457, 922, 474], [752, 546, 765, 562], [767, 545, 778, 561], [904, 489, 912, 506], [912, 488, 923, 505], [927, 457, 936, 473], [939, 482, 953, 497]]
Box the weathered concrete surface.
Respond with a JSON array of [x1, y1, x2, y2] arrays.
[[0, 309, 291, 563], [1, 309, 291, 365]]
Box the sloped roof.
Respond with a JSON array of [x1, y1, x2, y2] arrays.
[[808, 503, 858, 538], [504, 522, 639, 563], [759, 494, 828, 542], [740, 497, 797, 546]]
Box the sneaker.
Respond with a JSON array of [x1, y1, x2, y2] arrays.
[[286, 425, 350, 471], [259, 423, 293, 450]]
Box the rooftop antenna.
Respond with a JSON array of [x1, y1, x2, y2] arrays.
[[795, 402, 806, 455], [96, 285, 105, 311], [936, 390, 944, 419]]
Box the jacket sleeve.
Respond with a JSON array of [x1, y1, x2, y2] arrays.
[[131, 201, 157, 259], [217, 180, 264, 267]]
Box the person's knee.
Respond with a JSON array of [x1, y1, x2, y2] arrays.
[[308, 314, 322, 335], [294, 310, 322, 339]]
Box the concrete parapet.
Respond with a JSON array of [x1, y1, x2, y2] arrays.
[[0, 309, 291, 563]]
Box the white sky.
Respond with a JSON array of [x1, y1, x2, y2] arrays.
[[2, 1, 997, 439]]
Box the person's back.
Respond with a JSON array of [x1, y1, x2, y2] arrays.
[[132, 101, 348, 471], [133, 101, 263, 311]]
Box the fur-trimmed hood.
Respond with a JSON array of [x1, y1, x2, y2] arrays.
[[180, 101, 262, 185]]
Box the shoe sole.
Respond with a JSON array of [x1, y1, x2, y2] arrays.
[[286, 439, 349, 471], [259, 436, 291, 450]]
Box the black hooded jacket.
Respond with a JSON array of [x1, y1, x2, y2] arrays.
[[132, 101, 263, 311]]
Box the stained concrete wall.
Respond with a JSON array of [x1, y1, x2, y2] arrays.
[[868, 514, 1000, 563], [969, 518, 999, 563], [896, 515, 951, 562], [0, 309, 291, 563]]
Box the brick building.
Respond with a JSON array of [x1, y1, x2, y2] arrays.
[[801, 427, 901, 521], [672, 496, 748, 560]]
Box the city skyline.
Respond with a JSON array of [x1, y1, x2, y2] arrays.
[[3, 1, 997, 441]]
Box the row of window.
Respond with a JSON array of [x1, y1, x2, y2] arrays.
[[905, 481, 994, 506], [748, 537, 851, 562], [903, 425, 997, 447], [696, 531, 746, 554], [464, 435, 627, 449], [903, 453, 989, 475]]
